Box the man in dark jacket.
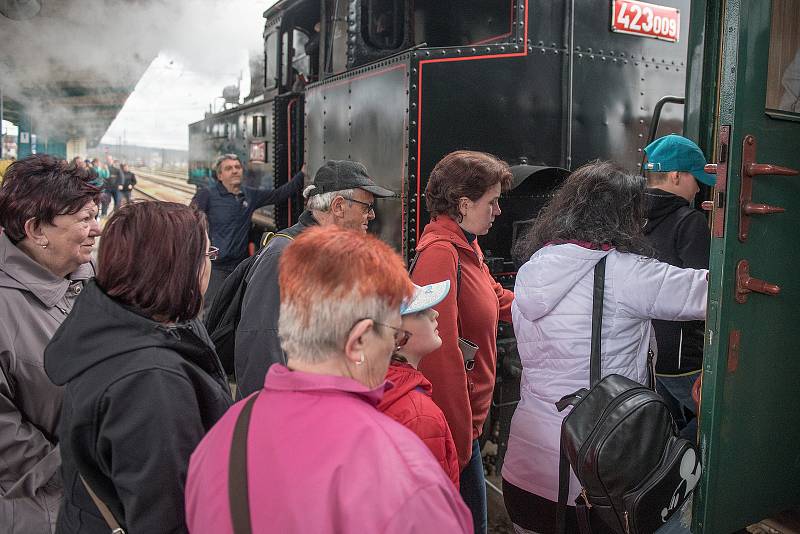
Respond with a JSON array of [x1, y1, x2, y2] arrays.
[[117, 163, 137, 206], [191, 154, 305, 309], [234, 160, 393, 397], [642, 134, 716, 440]]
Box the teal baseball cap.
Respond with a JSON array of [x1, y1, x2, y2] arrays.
[[400, 280, 450, 315], [643, 134, 716, 186]]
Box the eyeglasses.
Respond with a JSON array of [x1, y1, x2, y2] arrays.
[[372, 321, 413, 351], [352, 318, 412, 351], [376, 321, 413, 351], [347, 198, 375, 215], [205, 246, 219, 261]]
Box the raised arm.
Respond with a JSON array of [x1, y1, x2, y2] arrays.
[[251, 170, 305, 210]]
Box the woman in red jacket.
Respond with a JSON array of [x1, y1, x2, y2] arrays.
[[411, 150, 514, 534], [378, 279, 460, 488]]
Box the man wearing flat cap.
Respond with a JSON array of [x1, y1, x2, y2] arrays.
[[234, 160, 394, 396], [642, 134, 716, 442]]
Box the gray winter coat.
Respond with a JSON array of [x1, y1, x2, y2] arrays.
[[0, 232, 93, 533]]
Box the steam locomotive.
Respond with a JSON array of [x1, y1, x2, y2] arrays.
[[190, 1, 800, 530], [189, 0, 690, 477]]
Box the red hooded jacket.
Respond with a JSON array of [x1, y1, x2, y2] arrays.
[[378, 362, 460, 488], [412, 215, 514, 469]]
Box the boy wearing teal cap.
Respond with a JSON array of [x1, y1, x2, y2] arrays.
[[642, 134, 715, 442]]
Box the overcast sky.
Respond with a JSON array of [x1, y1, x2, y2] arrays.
[[100, 0, 276, 151]]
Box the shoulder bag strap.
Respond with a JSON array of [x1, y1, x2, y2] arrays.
[[229, 392, 260, 534], [556, 256, 607, 534], [79, 475, 126, 534], [407, 246, 461, 296], [408, 247, 463, 333], [556, 441, 571, 534], [590, 256, 607, 388]]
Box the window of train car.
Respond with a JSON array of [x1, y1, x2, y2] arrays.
[[325, 0, 349, 76], [291, 29, 311, 79], [765, 0, 800, 120], [282, 31, 290, 89], [265, 32, 278, 89], [364, 0, 403, 50], [413, 0, 510, 47]]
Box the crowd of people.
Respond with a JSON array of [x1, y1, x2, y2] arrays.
[[70, 155, 137, 216], [0, 135, 713, 533]]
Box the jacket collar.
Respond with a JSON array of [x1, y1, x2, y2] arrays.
[[0, 232, 94, 308], [263, 364, 389, 406], [213, 179, 239, 197], [417, 215, 483, 260], [298, 210, 319, 228]]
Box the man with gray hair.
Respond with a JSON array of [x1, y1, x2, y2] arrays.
[[191, 154, 305, 309], [234, 159, 393, 397]]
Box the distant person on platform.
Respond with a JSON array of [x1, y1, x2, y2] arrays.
[[106, 156, 122, 209], [191, 154, 306, 309], [91, 158, 112, 216], [116, 163, 137, 207], [642, 134, 715, 441], [234, 160, 394, 397]]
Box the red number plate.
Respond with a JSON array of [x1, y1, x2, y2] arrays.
[[611, 0, 680, 42]]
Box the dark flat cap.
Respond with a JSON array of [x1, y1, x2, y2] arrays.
[[307, 160, 394, 198]]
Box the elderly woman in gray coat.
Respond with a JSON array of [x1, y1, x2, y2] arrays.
[[0, 155, 101, 533]]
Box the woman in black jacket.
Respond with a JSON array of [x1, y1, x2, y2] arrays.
[[45, 201, 233, 534]]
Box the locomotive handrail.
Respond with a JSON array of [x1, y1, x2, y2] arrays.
[[641, 95, 686, 172]]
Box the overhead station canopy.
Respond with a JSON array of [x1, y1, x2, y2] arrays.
[[0, 0, 159, 147]]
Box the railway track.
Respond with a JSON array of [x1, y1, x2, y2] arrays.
[[131, 167, 276, 229], [133, 168, 196, 195]]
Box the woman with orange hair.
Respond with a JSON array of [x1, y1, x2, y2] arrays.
[[186, 226, 472, 533]]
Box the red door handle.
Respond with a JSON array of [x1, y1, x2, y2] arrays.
[[735, 260, 781, 304]]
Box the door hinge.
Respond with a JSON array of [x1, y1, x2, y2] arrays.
[[738, 134, 798, 242]]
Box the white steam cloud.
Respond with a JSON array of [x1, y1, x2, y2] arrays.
[[0, 0, 274, 148]]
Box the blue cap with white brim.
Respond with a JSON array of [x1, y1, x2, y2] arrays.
[[401, 280, 450, 315]]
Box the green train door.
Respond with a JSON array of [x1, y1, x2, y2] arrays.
[[696, 0, 800, 532]]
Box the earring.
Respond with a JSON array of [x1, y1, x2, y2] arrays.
[[41, 243, 48, 249], [355, 353, 365, 366]]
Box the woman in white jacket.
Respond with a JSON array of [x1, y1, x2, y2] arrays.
[[502, 161, 708, 534]]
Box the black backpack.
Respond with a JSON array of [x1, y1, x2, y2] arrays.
[[555, 256, 701, 534], [204, 232, 294, 375]]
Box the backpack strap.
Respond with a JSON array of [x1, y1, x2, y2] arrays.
[[408, 246, 461, 298], [229, 392, 260, 534], [556, 442, 571, 534], [259, 231, 295, 250], [556, 256, 607, 534], [590, 256, 607, 387]]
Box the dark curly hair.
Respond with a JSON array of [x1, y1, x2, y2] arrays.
[[513, 160, 653, 263], [425, 150, 513, 220], [0, 154, 100, 243]]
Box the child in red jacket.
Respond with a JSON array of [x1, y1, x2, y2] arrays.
[[377, 280, 461, 488]]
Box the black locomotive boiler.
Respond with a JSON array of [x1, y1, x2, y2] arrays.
[[190, 0, 692, 474]]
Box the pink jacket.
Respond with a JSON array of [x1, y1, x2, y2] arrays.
[[185, 364, 473, 534]]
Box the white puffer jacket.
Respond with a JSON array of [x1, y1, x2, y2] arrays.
[[502, 244, 707, 503]]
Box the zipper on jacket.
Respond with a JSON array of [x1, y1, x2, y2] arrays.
[[624, 511, 630, 534], [581, 487, 592, 508]]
